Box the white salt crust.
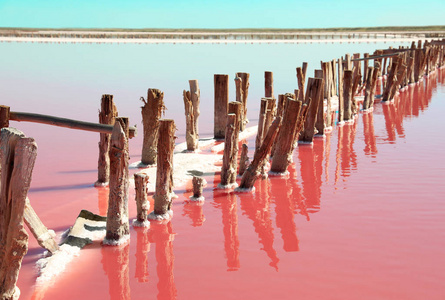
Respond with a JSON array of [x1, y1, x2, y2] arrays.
[[268, 171, 289, 178], [234, 186, 255, 193], [36, 244, 81, 285], [298, 141, 314, 146], [148, 210, 173, 221], [324, 126, 333, 133], [189, 195, 205, 202], [216, 182, 238, 190], [132, 219, 151, 228], [103, 234, 130, 246], [361, 107, 374, 113], [314, 134, 326, 139]]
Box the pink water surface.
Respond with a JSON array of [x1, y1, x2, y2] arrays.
[[7, 63, 445, 299]]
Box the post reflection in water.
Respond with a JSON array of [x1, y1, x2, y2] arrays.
[[298, 141, 323, 213], [239, 179, 280, 270], [134, 227, 150, 282], [270, 173, 299, 252], [362, 112, 378, 157], [101, 243, 131, 300], [147, 222, 177, 300], [213, 185, 240, 271]]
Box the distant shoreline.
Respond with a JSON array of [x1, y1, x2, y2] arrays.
[[1, 26, 444, 44]]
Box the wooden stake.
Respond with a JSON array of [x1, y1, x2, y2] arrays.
[[152, 120, 176, 217], [189, 80, 200, 138], [343, 70, 354, 121], [141, 89, 165, 165], [299, 78, 324, 143], [238, 144, 249, 176], [363, 67, 375, 110], [183, 90, 198, 151], [338, 57, 345, 123], [220, 114, 237, 188], [296, 65, 307, 100], [105, 118, 130, 244], [133, 173, 149, 226], [237, 116, 282, 191], [382, 56, 400, 101], [96, 94, 117, 186], [214, 74, 229, 139], [0, 128, 36, 300], [0, 105, 9, 129], [265, 71, 274, 98], [190, 176, 205, 201], [236, 72, 250, 131], [271, 98, 302, 174]]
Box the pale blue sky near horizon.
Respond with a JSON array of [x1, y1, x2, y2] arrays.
[[0, 0, 444, 29]]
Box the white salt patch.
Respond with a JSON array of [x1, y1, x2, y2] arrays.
[[324, 126, 333, 133], [298, 141, 313, 146], [35, 244, 81, 285], [381, 99, 394, 105], [132, 219, 151, 228], [268, 171, 289, 178], [189, 195, 205, 202], [314, 134, 326, 139], [94, 181, 109, 187], [234, 186, 255, 193], [216, 182, 238, 190], [103, 234, 130, 246], [337, 121, 345, 126], [148, 210, 173, 221], [361, 107, 374, 113], [37, 230, 55, 243], [344, 119, 355, 124], [12, 286, 20, 300]]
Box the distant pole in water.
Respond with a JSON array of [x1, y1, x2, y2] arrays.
[[96, 94, 117, 187], [141, 88, 165, 165], [214, 74, 229, 139], [105, 117, 130, 244]]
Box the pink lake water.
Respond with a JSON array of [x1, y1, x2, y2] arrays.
[[1, 40, 445, 299]]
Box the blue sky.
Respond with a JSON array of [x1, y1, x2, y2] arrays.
[[0, 0, 444, 29]]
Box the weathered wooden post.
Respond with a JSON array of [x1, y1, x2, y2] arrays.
[[214, 74, 229, 139], [141, 89, 165, 165], [149, 119, 176, 220], [133, 173, 150, 227], [190, 176, 206, 202], [237, 116, 282, 191], [382, 56, 400, 101], [338, 57, 345, 123], [363, 67, 375, 111], [343, 70, 354, 122], [104, 117, 130, 245], [265, 71, 274, 98], [235, 72, 250, 131], [182, 87, 199, 151], [219, 114, 237, 189], [270, 98, 302, 174], [299, 77, 324, 143], [0, 105, 10, 129], [96, 94, 117, 187], [0, 128, 36, 300], [238, 144, 249, 176], [296, 62, 308, 100]]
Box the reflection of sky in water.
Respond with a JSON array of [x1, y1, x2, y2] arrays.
[[1, 41, 412, 134]]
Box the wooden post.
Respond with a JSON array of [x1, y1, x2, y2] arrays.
[[369, 67, 380, 109], [0, 128, 36, 300], [0, 105, 10, 129], [363, 53, 369, 84], [271, 98, 302, 174], [96, 94, 117, 186], [183, 90, 198, 151], [104, 118, 130, 245], [141, 89, 165, 165], [150, 119, 176, 219], [219, 114, 238, 188], [296, 64, 307, 100], [363, 67, 375, 111], [344, 54, 352, 70], [190, 176, 205, 201], [265, 71, 274, 98], [343, 70, 354, 121], [338, 57, 345, 123], [299, 78, 324, 143], [382, 56, 400, 101], [133, 173, 150, 227], [214, 74, 229, 139], [236, 72, 250, 131], [315, 79, 326, 137], [255, 99, 268, 151], [189, 80, 200, 138], [237, 116, 282, 191], [238, 144, 249, 176]]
